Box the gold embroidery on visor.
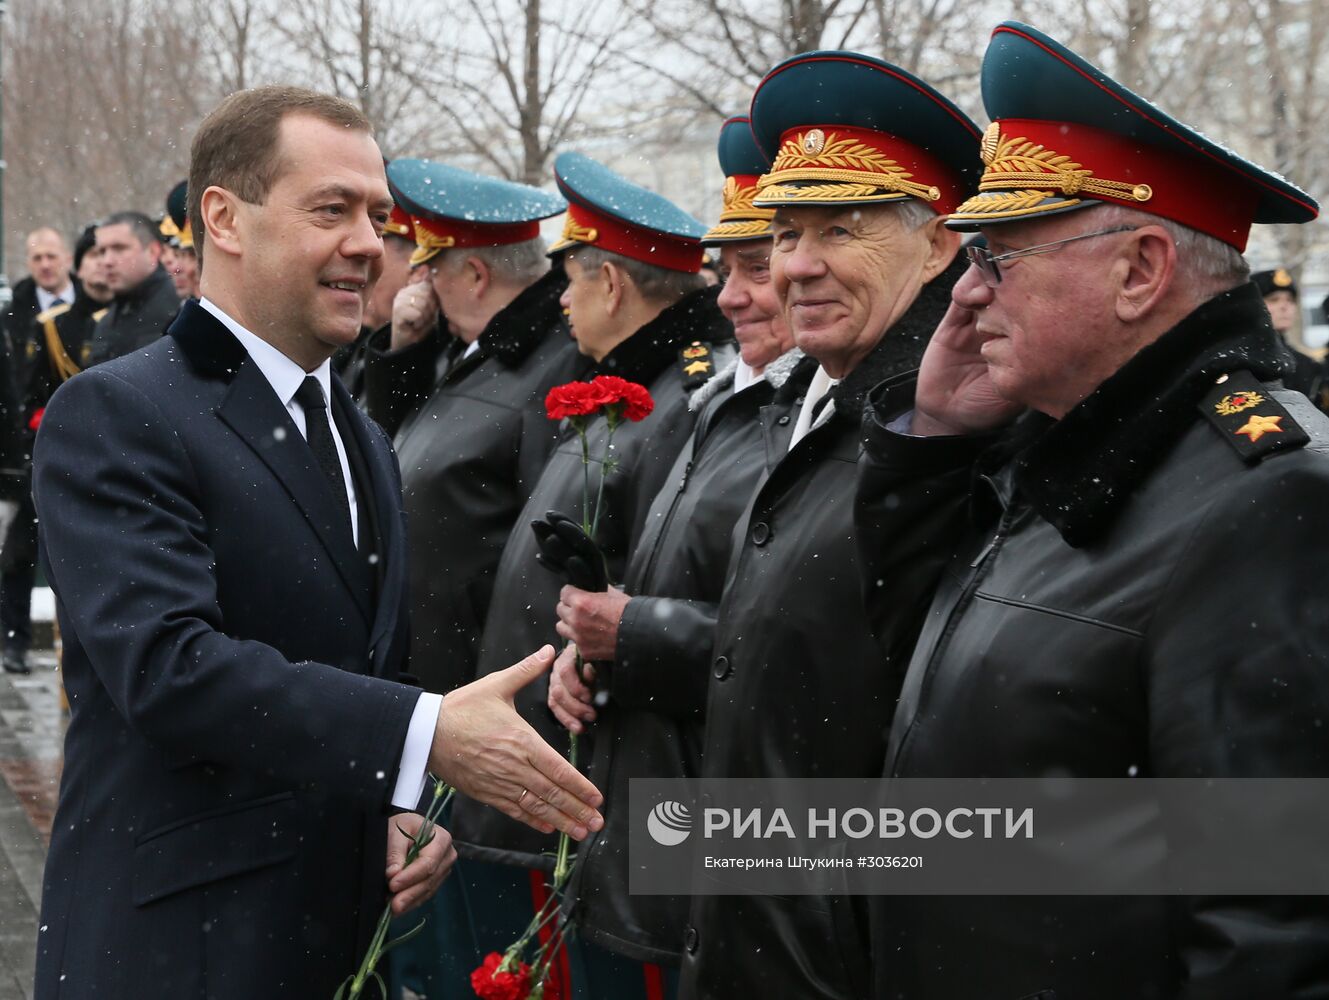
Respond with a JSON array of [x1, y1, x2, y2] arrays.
[[953, 123, 1154, 219], [756, 131, 942, 204]]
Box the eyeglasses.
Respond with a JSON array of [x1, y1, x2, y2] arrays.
[[965, 226, 1137, 286]]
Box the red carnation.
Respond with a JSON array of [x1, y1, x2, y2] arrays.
[[589, 375, 654, 421], [471, 951, 532, 1000], [545, 382, 602, 421]]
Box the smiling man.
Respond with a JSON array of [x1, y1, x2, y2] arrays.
[[448, 151, 731, 999], [856, 22, 1327, 999], [677, 53, 981, 1000], [547, 115, 801, 989], [31, 86, 603, 999]]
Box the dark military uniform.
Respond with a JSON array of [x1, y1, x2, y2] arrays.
[[1, 274, 80, 672], [566, 115, 797, 969], [1251, 268, 1329, 413], [25, 296, 106, 428], [368, 269, 582, 692], [673, 51, 982, 1000], [449, 153, 729, 1000], [856, 21, 1327, 999]]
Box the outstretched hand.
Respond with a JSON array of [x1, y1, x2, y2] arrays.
[[912, 298, 1023, 436], [429, 645, 604, 840]]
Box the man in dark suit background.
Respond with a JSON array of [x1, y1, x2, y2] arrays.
[[31, 85, 603, 999], [1, 227, 78, 674]]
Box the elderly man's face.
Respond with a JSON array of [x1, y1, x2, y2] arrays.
[[560, 254, 616, 361], [238, 113, 390, 363], [717, 240, 793, 372], [954, 211, 1137, 417], [772, 204, 937, 378]]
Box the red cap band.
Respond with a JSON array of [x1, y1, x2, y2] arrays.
[[558, 201, 704, 274], [988, 119, 1261, 250]]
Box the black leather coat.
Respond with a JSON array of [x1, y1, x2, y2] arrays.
[[678, 259, 960, 1000], [855, 283, 1329, 1000], [569, 349, 806, 964], [364, 269, 584, 693], [450, 285, 732, 867]]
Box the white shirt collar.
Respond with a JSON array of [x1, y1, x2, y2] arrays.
[[788, 365, 839, 451], [37, 282, 75, 312], [731, 359, 760, 394], [198, 297, 332, 407]]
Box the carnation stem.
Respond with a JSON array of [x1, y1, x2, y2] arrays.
[[341, 777, 452, 999], [578, 423, 592, 535], [590, 416, 617, 542], [553, 733, 578, 886]]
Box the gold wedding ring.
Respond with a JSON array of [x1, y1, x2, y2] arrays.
[[518, 788, 530, 806]]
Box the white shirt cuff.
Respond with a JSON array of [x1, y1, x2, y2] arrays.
[[390, 691, 443, 810]]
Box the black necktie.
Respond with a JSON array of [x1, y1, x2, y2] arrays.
[[294, 376, 351, 528]]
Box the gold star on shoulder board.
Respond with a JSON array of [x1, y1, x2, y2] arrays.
[[1235, 413, 1283, 442], [684, 360, 711, 376]]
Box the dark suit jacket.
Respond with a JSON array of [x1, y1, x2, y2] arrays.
[[32, 300, 420, 999]]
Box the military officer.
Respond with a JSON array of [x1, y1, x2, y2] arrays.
[[450, 153, 732, 999], [25, 226, 114, 430], [160, 180, 201, 301], [677, 52, 981, 999], [547, 116, 801, 990], [1252, 267, 1327, 410], [856, 21, 1327, 998], [366, 159, 577, 695]]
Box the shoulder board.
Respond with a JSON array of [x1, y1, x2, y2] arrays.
[[1199, 370, 1309, 464], [679, 340, 715, 390], [92, 307, 110, 322], [35, 302, 73, 325]]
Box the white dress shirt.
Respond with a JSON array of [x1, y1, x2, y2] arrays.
[[788, 365, 840, 450], [37, 282, 75, 313], [731, 359, 760, 394], [200, 297, 440, 810]]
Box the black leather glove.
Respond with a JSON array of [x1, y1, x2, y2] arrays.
[[531, 510, 609, 591]]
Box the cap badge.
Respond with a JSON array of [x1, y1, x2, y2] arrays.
[[802, 128, 826, 155], [980, 122, 1001, 166], [1215, 390, 1265, 416], [1274, 268, 1293, 287]]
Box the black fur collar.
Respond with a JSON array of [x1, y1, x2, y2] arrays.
[[1012, 281, 1292, 547], [594, 285, 730, 384], [480, 267, 569, 368], [170, 299, 248, 378], [827, 253, 966, 423]]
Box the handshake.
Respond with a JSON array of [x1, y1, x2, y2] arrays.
[[423, 512, 614, 844]]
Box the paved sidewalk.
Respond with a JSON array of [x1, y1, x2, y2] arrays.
[[0, 652, 65, 1000]]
